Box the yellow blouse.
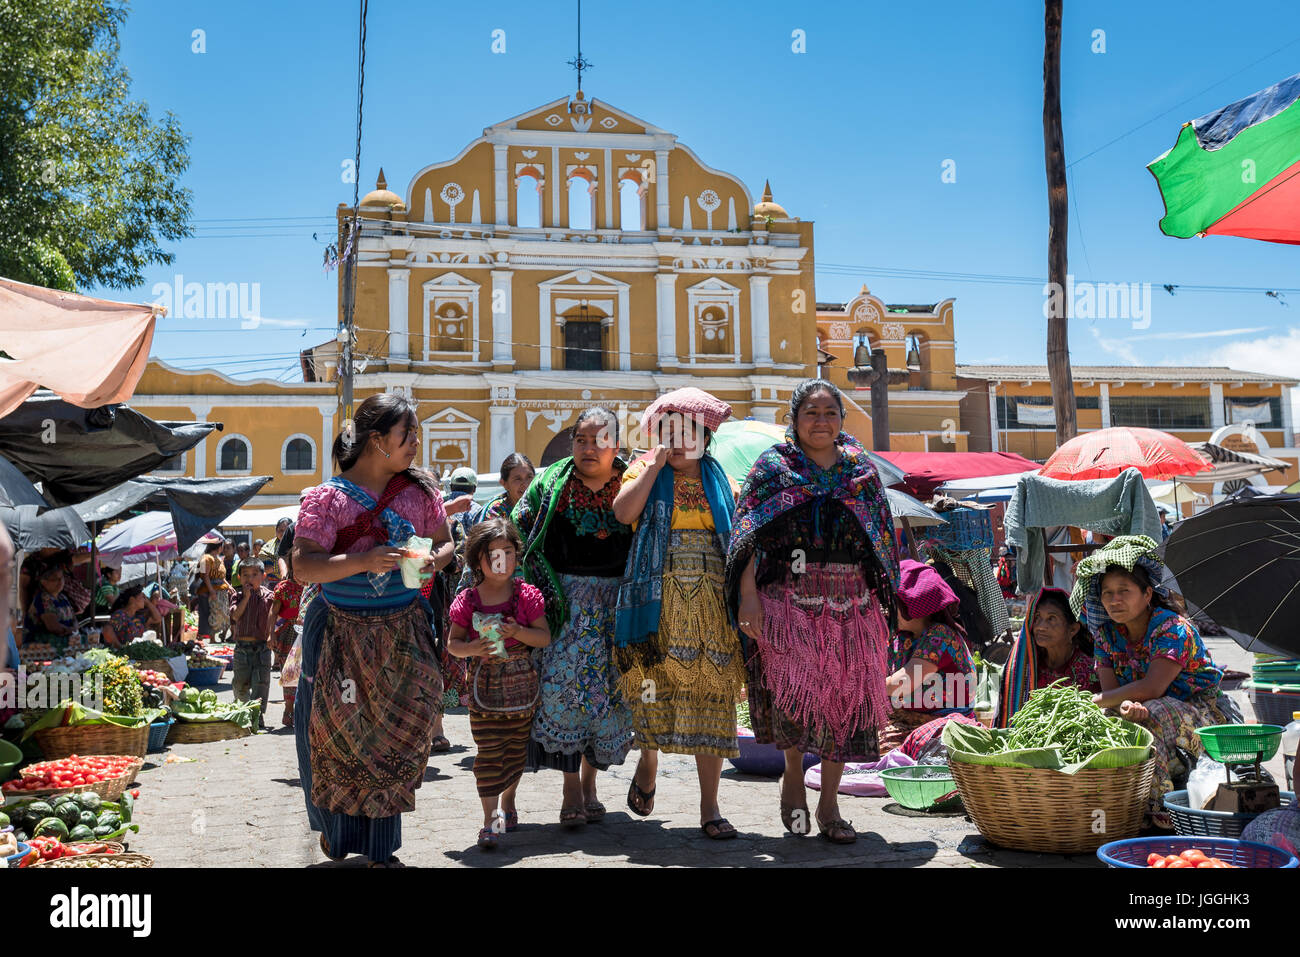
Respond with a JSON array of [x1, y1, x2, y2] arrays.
[[621, 460, 737, 531]]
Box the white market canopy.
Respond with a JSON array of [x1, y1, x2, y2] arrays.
[[936, 469, 1041, 502], [218, 505, 299, 528]]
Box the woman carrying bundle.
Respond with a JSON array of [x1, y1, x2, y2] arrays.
[[727, 380, 899, 845], [613, 387, 744, 840], [1070, 535, 1241, 829]]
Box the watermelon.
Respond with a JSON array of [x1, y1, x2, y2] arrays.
[[33, 817, 69, 840]]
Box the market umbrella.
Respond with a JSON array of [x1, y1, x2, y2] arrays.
[[886, 488, 947, 527], [95, 511, 176, 556], [710, 420, 906, 488], [1148, 71, 1300, 245], [0, 504, 91, 551], [1039, 427, 1211, 481], [0, 452, 50, 509], [1161, 489, 1300, 655]]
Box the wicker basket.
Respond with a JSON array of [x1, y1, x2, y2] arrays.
[[949, 756, 1155, 854], [166, 719, 251, 744], [67, 841, 126, 855], [130, 658, 174, 679], [1164, 789, 1295, 839], [34, 721, 149, 760], [15, 756, 143, 802], [32, 852, 153, 868]]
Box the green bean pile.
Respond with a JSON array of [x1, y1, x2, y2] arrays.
[[1005, 679, 1133, 762]]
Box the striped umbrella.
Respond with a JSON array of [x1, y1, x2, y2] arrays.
[[1148, 72, 1300, 244]]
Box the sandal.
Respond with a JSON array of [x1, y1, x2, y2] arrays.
[[504, 810, 519, 832], [319, 834, 347, 861], [367, 856, 405, 868], [778, 776, 810, 836], [626, 777, 656, 817], [560, 805, 587, 828], [477, 827, 500, 850], [701, 818, 738, 841], [431, 735, 451, 753], [584, 800, 607, 823], [816, 816, 857, 845]]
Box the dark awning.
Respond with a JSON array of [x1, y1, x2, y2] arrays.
[[0, 394, 221, 506], [75, 475, 272, 554]]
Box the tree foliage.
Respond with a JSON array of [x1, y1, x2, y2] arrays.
[[0, 0, 193, 291]]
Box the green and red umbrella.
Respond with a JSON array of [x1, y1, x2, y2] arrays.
[[1148, 72, 1300, 244]]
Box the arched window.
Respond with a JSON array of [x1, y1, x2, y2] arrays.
[[282, 435, 315, 473], [154, 452, 185, 475], [619, 176, 643, 230], [217, 435, 251, 473], [905, 333, 924, 371], [567, 174, 594, 230], [515, 171, 542, 228]]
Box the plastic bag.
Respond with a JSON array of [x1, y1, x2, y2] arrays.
[[397, 535, 434, 589], [1187, 756, 1237, 811], [471, 612, 509, 658], [281, 631, 303, 689]]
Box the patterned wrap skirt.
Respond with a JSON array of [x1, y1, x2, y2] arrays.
[[295, 593, 442, 863], [747, 562, 891, 763], [528, 574, 634, 773], [468, 652, 539, 797], [1128, 690, 1243, 828], [621, 528, 744, 757]]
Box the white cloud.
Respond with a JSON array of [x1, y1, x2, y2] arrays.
[[1173, 326, 1300, 428]]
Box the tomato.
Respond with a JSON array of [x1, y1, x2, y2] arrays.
[[131, 789, 140, 799], [1180, 849, 1209, 863], [1150, 857, 1168, 868], [1167, 859, 1192, 868], [1147, 853, 1163, 866]]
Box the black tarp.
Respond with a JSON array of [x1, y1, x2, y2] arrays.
[[0, 452, 49, 509], [75, 475, 272, 554], [0, 395, 220, 506], [0, 503, 90, 551]]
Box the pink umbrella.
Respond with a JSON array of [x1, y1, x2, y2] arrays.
[[1039, 427, 1212, 481]]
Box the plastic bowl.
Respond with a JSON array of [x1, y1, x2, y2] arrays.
[[5, 841, 31, 868], [728, 729, 818, 777], [1195, 724, 1283, 764], [1164, 790, 1295, 839], [1097, 836, 1298, 869], [0, 739, 21, 782], [879, 765, 959, 810], [185, 664, 224, 687]]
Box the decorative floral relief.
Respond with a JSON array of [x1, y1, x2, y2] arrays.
[[521, 149, 539, 158], [544, 114, 563, 126], [600, 117, 619, 129]]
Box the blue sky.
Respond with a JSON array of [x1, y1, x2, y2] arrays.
[[114, 0, 1300, 388]]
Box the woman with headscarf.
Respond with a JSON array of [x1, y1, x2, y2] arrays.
[[879, 559, 975, 752], [1070, 535, 1242, 829], [999, 587, 1099, 726], [613, 387, 744, 840], [726, 380, 899, 845], [513, 407, 635, 827], [292, 392, 455, 866]]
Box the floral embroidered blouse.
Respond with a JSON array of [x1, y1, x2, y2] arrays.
[[1036, 645, 1100, 694], [1094, 607, 1222, 701], [889, 621, 973, 710], [541, 471, 632, 578], [621, 460, 738, 532]]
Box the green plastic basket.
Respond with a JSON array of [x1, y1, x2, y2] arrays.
[[879, 765, 959, 810], [1196, 725, 1283, 765]]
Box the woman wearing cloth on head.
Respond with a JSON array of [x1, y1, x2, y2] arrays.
[[613, 388, 745, 840], [998, 587, 1099, 727], [25, 564, 79, 652], [514, 406, 635, 827], [1070, 535, 1241, 829], [101, 586, 164, 649], [879, 559, 975, 753], [726, 380, 900, 845], [292, 393, 455, 867]]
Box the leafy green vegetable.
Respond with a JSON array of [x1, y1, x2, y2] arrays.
[[122, 640, 170, 661]]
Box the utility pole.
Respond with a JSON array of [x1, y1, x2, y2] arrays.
[[1043, 0, 1078, 445], [340, 0, 369, 436], [847, 351, 891, 451]]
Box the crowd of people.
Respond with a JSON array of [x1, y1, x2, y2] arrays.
[[277, 382, 1243, 867]]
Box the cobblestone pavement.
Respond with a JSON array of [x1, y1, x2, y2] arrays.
[[129, 635, 1273, 867]]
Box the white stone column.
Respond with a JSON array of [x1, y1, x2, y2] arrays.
[[320, 405, 335, 483], [189, 404, 211, 478], [1209, 383, 1225, 428], [387, 267, 409, 361], [655, 273, 678, 367], [749, 275, 773, 366], [753, 406, 777, 424], [538, 285, 552, 371], [1282, 387, 1295, 444], [490, 406, 516, 467], [987, 386, 999, 452], [491, 270, 513, 363], [655, 149, 671, 231], [1099, 383, 1111, 429], [551, 147, 561, 228], [617, 285, 631, 372], [603, 150, 614, 229], [493, 144, 509, 226]]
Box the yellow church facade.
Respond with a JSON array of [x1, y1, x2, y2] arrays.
[[123, 89, 1299, 520]]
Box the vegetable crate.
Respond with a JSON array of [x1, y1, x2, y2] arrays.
[[32, 852, 153, 869], [1164, 789, 1295, 839], [14, 756, 143, 803], [130, 659, 173, 679], [1097, 836, 1298, 869], [147, 718, 175, 753], [949, 757, 1154, 854], [166, 720, 251, 745], [185, 663, 225, 687], [34, 721, 149, 761], [927, 507, 993, 552]]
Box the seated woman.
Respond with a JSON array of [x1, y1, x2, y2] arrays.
[[25, 564, 78, 651], [881, 559, 975, 753], [94, 566, 121, 616], [999, 587, 1099, 726], [101, 586, 163, 649], [1071, 535, 1241, 830]]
